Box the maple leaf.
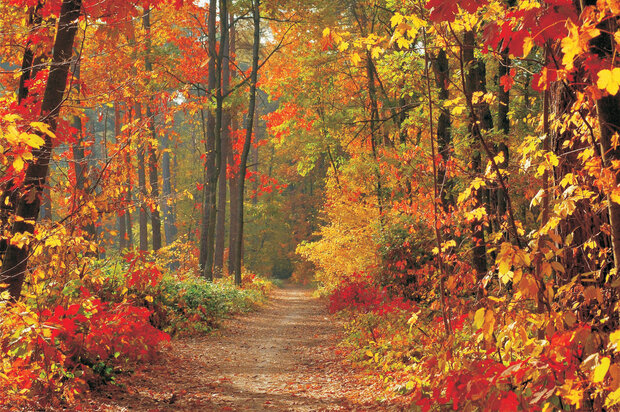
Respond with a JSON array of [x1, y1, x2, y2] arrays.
[[425, 0, 487, 22], [499, 74, 515, 92], [561, 20, 600, 70]]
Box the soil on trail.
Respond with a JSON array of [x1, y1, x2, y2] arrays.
[[90, 284, 402, 411]]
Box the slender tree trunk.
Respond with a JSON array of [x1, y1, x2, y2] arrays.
[[143, 9, 161, 251], [214, 11, 232, 275], [136, 103, 149, 251], [231, 0, 260, 285], [228, 116, 239, 276], [0, 0, 82, 300], [496, 46, 511, 233], [252, 107, 260, 205], [69, 54, 96, 239], [587, 12, 620, 273], [366, 52, 384, 221], [125, 179, 134, 249], [115, 103, 128, 250], [162, 127, 176, 245], [227, 20, 238, 276]]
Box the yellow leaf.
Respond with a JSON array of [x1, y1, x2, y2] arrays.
[[45, 236, 62, 248], [338, 41, 349, 52], [371, 47, 382, 59], [22, 133, 45, 149], [351, 52, 361, 65], [391, 13, 404, 28], [30, 121, 55, 138], [396, 37, 410, 49], [12, 156, 24, 172], [322, 27, 330, 37], [594, 357, 611, 383], [597, 68, 620, 95], [474, 308, 485, 329], [522, 36, 534, 58], [606, 388, 620, 408], [145, 295, 153, 303], [452, 106, 465, 115], [482, 309, 496, 339]]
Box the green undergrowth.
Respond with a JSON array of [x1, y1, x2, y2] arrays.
[[95, 257, 275, 337], [151, 273, 273, 336]]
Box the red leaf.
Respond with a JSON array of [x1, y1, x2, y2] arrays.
[[500, 74, 515, 92]]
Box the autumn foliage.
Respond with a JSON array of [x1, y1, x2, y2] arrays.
[[281, 0, 620, 410], [1, 0, 620, 409]]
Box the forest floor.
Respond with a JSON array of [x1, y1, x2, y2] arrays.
[[88, 283, 404, 411]]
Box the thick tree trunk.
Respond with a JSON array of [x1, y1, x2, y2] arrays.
[[231, 0, 260, 285], [0, 0, 83, 300], [433, 49, 453, 209], [199, 0, 218, 279], [0, 5, 47, 258], [463, 30, 489, 277]]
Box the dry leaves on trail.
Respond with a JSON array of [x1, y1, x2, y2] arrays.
[[87, 285, 405, 411]]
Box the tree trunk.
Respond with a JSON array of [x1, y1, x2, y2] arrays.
[[227, 19, 238, 276], [0, 0, 83, 300], [69, 54, 96, 239], [496, 46, 510, 234], [366, 52, 384, 221], [463, 30, 489, 277], [432, 49, 453, 209], [231, 0, 260, 285], [162, 127, 176, 245], [136, 103, 149, 251], [199, 0, 219, 279], [214, 11, 232, 276], [115, 103, 128, 250], [143, 9, 162, 252], [228, 115, 239, 277], [125, 178, 134, 249]]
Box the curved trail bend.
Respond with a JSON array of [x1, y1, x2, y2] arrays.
[[93, 284, 400, 411]]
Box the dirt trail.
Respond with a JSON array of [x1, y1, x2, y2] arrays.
[[91, 284, 400, 411]]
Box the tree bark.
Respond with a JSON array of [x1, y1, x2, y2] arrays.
[[463, 30, 489, 277], [227, 17, 238, 276], [0, 0, 83, 300], [214, 11, 232, 276], [115, 103, 128, 251], [143, 9, 162, 251], [496, 46, 510, 233], [162, 127, 176, 245], [231, 0, 260, 285], [199, 0, 219, 279], [432, 49, 453, 209], [69, 53, 96, 239], [136, 103, 149, 251]]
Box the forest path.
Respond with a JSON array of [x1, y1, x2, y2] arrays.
[[91, 283, 399, 411]]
